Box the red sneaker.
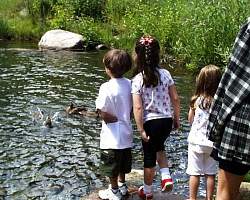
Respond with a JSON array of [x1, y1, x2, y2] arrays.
[[138, 186, 153, 200], [161, 178, 173, 192]]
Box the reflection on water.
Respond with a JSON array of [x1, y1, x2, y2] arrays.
[[0, 43, 198, 200]]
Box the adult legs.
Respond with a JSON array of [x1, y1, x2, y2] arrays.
[[216, 168, 244, 200]]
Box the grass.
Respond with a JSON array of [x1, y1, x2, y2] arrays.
[[1, 0, 250, 70], [0, 0, 41, 40], [244, 172, 250, 182]]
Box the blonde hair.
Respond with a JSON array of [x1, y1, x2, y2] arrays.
[[190, 65, 222, 109]]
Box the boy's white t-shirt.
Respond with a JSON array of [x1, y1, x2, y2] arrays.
[[131, 68, 174, 122], [96, 78, 133, 149]]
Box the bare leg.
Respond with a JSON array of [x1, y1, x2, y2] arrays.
[[205, 175, 215, 200], [144, 167, 155, 185], [189, 175, 200, 200], [157, 151, 168, 168], [216, 168, 244, 200]]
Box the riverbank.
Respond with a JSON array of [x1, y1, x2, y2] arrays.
[[1, 0, 250, 70], [81, 169, 250, 200]]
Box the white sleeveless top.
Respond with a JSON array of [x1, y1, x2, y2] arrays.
[[188, 96, 213, 153]]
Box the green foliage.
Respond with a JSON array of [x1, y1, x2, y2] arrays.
[[244, 172, 250, 182], [8, 17, 40, 40], [103, 0, 250, 70], [0, 19, 13, 39], [2, 0, 250, 70], [0, 0, 39, 40], [71, 0, 105, 19], [26, 0, 53, 19]]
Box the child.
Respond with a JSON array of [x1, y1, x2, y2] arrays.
[[186, 65, 222, 200], [96, 49, 133, 200], [131, 35, 180, 199]]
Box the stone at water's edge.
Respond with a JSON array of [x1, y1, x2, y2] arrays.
[[80, 169, 250, 200], [82, 190, 185, 200], [38, 29, 86, 51], [80, 169, 185, 200], [239, 182, 250, 200]]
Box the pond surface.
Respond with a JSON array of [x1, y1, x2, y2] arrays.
[[0, 41, 203, 200]]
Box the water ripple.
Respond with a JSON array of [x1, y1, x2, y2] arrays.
[[0, 46, 197, 199]]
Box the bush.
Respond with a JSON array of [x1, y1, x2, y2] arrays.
[[244, 172, 250, 182], [3, 0, 250, 71], [71, 0, 105, 19], [0, 19, 12, 39]]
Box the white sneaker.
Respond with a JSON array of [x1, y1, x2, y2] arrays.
[[118, 182, 128, 196], [98, 187, 122, 200]]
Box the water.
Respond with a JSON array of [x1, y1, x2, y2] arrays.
[[0, 42, 201, 199]]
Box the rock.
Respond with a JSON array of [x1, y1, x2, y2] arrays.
[[96, 44, 109, 50], [38, 29, 86, 51], [80, 169, 185, 200], [81, 188, 185, 200], [239, 182, 250, 200]]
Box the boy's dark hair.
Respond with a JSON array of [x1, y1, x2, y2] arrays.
[[133, 35, 160, 87], [103, 49, 132, 78]]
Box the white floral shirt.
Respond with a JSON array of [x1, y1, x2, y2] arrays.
[[131, 68, 174, 122]]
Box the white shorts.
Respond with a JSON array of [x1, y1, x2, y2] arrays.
[[186, 145, 217, 176]]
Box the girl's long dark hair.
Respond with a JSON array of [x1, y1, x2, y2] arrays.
[[133, 35, 160, 87]]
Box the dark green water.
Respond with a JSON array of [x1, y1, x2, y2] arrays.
[[0, 42, 201, 200]]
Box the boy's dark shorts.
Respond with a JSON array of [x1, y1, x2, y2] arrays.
[[100, 148, 132, 178], [143, 118, 173, 168]]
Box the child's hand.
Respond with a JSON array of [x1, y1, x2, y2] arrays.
[[140, 130, 150, 142], [97, 110, 118, 123], [173, 118, 180, 130]]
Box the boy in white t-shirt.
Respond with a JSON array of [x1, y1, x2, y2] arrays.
[[96, 49, 133, 200]]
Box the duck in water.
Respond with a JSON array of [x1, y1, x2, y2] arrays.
[[31, 107, 44, 123], [66, 102, 87, 115], [43, 116, 53, 128], [66, 102, 99, 118]]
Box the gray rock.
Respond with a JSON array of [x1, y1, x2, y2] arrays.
[[96, 44, 109, 50], [80, 169, 185, 200], [239, 182, 250, 200], [38, 29, 86, 51]]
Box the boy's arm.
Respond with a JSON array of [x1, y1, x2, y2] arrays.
[[97, 109, 117, 123]]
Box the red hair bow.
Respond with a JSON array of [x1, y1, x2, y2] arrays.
[[140, 36, 153, 46]]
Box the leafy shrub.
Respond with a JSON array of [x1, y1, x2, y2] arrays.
[[244, 172, 250, 182], [0, 19, 13, 39], [71, 0, 105, 19], [4, 0, 250, 71]]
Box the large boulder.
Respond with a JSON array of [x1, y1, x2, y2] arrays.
[[38, 29, 86, 51]]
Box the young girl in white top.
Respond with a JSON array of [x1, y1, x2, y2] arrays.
[[187, 65, 222, 200], [131, 35, 180, 199]]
